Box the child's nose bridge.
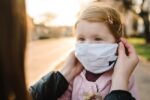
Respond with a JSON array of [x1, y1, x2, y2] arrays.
[[84, 38, 95, 43], [85, 40, 92, 43], [85, 40, 95, 43]]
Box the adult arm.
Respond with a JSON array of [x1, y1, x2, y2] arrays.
[[104, 38, 139, 100], [104, 90, 135, 100], [29, 71, 69, 100], [29, 51, 83, 100]]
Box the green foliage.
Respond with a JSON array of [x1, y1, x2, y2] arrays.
[[128, 38, 150, 61]]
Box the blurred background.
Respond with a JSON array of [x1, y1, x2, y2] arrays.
[[25, 0, 150, 99]]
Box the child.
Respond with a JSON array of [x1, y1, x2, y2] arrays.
[[59, 2, 139, 100]]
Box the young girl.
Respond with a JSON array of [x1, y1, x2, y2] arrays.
[[59, 2, 139, 100]]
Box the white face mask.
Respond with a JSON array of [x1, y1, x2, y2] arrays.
[[75, 43, 118, 74]]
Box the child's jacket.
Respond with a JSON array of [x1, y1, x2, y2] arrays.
[[58, 70, 139, 100]]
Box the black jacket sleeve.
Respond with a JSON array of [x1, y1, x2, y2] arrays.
[[104, 90, 136, 100], [29, 71, 69, 100]]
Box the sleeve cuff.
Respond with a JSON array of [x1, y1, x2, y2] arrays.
[[104, 90, 135, 100]]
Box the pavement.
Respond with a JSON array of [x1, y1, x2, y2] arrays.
[[134, 59, 150, 100], [25, 37, 75, 85]]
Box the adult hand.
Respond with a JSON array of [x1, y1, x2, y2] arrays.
[[111, 38, 139, 91], [60, 51, 83, 82]]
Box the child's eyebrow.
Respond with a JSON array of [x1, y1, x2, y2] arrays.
[[94, 34, 101, 37], [76, 33, 84, 37], [92, 34, 102, 37]]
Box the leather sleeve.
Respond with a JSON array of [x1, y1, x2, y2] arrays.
[[104, 90, 136, 100], [29, 71, 69, 100]]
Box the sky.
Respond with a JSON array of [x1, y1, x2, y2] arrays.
[[26, 0, 91, 26]]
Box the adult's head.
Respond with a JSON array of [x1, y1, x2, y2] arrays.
[[0, 0, 28, 99]]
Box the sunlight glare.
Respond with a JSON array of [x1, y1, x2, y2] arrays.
[[26, 0, 86, 26]]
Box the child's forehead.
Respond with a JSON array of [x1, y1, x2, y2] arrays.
[[76, 20, 107, 28], [75, 21, 111, 36]]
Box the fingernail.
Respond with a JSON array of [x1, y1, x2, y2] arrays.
[[119, 42, 122, 45], [119, 42, 124, 47]]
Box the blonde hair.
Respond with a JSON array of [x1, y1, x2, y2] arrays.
[[75, 2, 123, 42]]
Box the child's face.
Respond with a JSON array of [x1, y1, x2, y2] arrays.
[[75, 20, 116, 43]]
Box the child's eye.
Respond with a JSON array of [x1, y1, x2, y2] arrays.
[[78, 37, 85, 41], [95, 37, 102, 41]]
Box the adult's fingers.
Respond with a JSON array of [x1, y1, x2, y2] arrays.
[[69, 50, 75, 57], [120, 38, 136, 57], [118, 42, 126, 57], [68, 50, 76, 61]]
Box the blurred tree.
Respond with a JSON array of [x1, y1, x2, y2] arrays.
[[138, 0, 150, 43], [122, 0, 132, 10], [33, 13, 56, 40], [122, 0, 150, 43], [34, 13, 56, 25]]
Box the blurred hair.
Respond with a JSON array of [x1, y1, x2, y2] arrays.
[[75, 2, 123, 42], [0, 0, 29, 100]]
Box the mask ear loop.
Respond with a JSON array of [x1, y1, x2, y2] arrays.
[[115, 45, 119, 56], [115, 38, 121, 56]]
